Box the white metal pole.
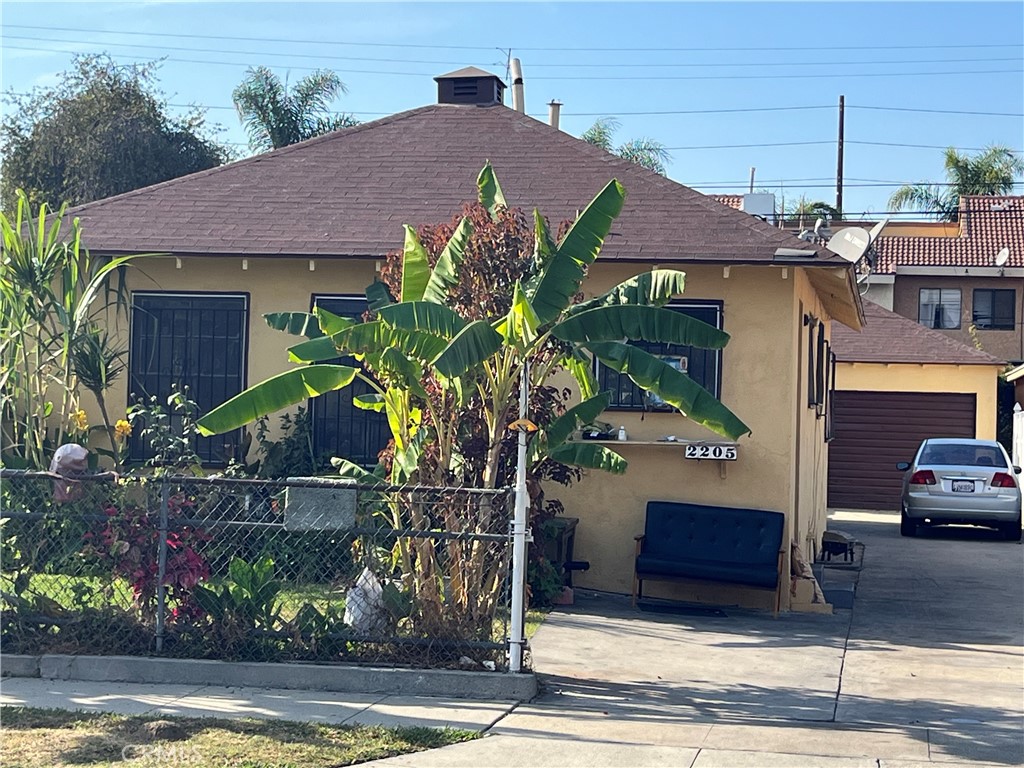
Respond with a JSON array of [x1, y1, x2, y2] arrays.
[[508, 361, 529, 673]]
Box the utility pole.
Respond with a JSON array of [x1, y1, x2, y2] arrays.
[[836, 95, 845, 219]]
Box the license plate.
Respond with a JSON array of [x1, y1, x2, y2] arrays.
[[951, 480, 974, 493], [685, 444, 737, 461]]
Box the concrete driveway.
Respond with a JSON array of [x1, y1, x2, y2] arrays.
[[373, 509, 1024, 767]]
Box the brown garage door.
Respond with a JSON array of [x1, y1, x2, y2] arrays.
[[827, 391, 976, 510]]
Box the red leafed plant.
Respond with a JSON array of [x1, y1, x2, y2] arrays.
[[83, 493, 211, 622]]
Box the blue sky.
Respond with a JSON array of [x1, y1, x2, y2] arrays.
[[2, 1, 1022, 218]]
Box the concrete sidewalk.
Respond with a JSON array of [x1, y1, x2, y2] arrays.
[[0, 676, 514, 731]]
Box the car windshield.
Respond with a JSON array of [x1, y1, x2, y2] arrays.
[[919, 444, 1008, 468]]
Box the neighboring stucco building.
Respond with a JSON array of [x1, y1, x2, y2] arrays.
[[66, 68, 863, 611], [829, 300, 1004, 510], [862, 196, 1024, 366]]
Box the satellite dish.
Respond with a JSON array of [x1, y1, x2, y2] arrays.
[[867, 218, 889, 246], [995, 247, 1010, 267], [827, 227, 870, 264]]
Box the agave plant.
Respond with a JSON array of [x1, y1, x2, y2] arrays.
[[197, 165, 748, 634]]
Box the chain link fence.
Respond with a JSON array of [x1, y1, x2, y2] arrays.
[[1, 470, 516, 671]]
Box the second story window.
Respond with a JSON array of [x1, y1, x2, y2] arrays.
[[918, 288, 961, 330], [972, 289, 1016, 330]]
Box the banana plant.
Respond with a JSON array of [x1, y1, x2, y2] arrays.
[[198, 165, 750, 632]]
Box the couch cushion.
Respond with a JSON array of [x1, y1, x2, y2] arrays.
[[643, 501, 784, 566], [636, 553, 780, 589]]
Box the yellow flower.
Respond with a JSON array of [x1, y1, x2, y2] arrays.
[[115, 419, 132, 439], [71, 409, 88, 432]]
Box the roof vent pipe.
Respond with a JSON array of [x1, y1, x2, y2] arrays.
[[548, 100, 562, 130], [510, 58, 525, 113]]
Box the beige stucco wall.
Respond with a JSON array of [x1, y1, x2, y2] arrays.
[[78, 256, 845, 612], [78, 255, 378, 438], [835, 362, 1002, 439], [551, 264, 836, 611], [891, 274, 1023, 363]]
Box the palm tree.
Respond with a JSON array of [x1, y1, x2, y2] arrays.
[[581, 118, 671, 175], [888, 146, 1023, 221], [232, 67, 359, 153]]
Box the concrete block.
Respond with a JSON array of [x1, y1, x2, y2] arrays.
[[32, 655, 537, 701], [283, 478, 356, 531], [0, 654, 40, 678]]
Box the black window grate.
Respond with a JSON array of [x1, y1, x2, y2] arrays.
[[129, 293, 248, 465], [596, 302, 723, 410], [310, 296, 390, 468]]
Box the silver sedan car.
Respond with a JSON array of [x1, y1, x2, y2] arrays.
[[898, 438, 1022, 540]]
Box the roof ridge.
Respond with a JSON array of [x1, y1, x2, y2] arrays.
[[66, 105, 443, 217], [835, 300, 1005, 365]]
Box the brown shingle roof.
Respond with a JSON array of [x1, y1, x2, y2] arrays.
[[874, 195, 1024, 274], [833, 300, 1004, 366], [68, 103, 842, 265]]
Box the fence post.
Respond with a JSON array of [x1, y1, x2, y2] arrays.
[[508, 363, 530, 673], [154, 479, 169, 653]]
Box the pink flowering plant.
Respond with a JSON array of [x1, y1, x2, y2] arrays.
[[82, 493, 211, 622]]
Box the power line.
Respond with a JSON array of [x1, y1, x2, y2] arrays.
[[4, 34, 1019, 70], [849, 140, 1023, 152], [849, 105, 1024, 117], [6, 24, 1021, 53], [667, 141, 834, 150], [9, 41, 1021, 82], [0, 34, 489, 67], [530, 70, 1024, 81]]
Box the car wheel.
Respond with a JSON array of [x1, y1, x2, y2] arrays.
[[1001, 518, 1022, 542], [900, 510, 917, 537]]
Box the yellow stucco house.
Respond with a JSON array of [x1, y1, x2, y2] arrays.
[[67, 68, 863, 612]]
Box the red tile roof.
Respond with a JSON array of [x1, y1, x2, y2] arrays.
[[832, 300, 1004, 366], [874, 195, 1024, 274], [711, 195, 743, 210], [68, 103, 841, 265]]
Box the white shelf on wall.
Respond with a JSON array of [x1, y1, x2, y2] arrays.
[[575, 437, 739, 478]]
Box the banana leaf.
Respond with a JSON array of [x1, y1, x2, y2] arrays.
[[586, 341, 750, 440], [264, 312, 324, 338], [197, 365, 358, 436], [330, 320, 449, 363], [543, 392, 612, 450], [530, 179, 626, 324], [477, 162, 507, 220], [366, 280, 394, 311], [287, 335, 344, 364], [548, 442, 627, 474], [570, 269, 687, 315], [430, 320, 504, 379], [378, 301, 467, 339], [496, 281, 541, 349], [553, 305, 729, 348], [564, 348, 598, 400], [400, 225, 431, 302], [422, 216, 473, 304], [314, 307, 354, 335], [354, 393, 386, 412]]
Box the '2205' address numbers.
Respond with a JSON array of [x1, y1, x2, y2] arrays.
[[684, 444, 738, 461]]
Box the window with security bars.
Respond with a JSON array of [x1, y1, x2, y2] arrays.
[[311, 296, 390, 468], [596, 302, 723, 409], [972, 289, 1015, 330], [129, 293, 248, 465], [918, 288, 961, 329]]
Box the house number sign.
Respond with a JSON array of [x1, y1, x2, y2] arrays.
[[684, 444, 738, 461]]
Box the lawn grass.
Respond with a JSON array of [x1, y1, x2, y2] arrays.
[[0, 706, 477, 768]]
